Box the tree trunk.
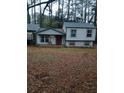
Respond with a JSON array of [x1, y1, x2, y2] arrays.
[[74, 0, 77, 21], [81, 0, 84, 22], [61, 0, 64, 21], [39, 0, 42, 27], [27, 2, 30, 24], [94, 6, 97, 26], [31, 0, 33, 24], [72, 0, 74, 21], [27, 10, 30, 24], [58, 0, 60, 20], [84, 0, 87, 23], [34, 0, 36, 24], [67, 0, 70, 21], [49, 3, 53, 25], [87, 2, 89, 23]]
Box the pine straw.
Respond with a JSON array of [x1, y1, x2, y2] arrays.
[[27, 46, 97, 93]]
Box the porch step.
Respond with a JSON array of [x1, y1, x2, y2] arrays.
[[37, 45, 64, 48]]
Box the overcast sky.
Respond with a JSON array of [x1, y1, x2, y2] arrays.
[[29, 0, 58, 16]]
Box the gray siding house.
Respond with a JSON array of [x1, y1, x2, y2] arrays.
[[63, 22, 96, 47], [27, 24, 39, 44], [27, 22, 96, 47]]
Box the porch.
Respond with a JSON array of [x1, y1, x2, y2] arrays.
[[36, 35, 65, 45], [36, 28, 65, 46]]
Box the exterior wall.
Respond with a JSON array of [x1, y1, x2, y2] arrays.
[[27, 32, 33, 40], [38, 29, 63, 35], [35, 27, 96, 47], [36, 35, 65, 45], [62, 36, 65, 45], [62, 24, 66, 33], [36, 35, 48, 45], [49, 36, 56, 44], [66, 28, 96, 41], [65, 41, 93, 47]]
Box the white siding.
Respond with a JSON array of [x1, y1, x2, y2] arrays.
[[38, 29, 63, 35], [49, 36, 56, 44], [66, 41, 93, 47], [27, 32, 33, 40], [62, 36, 65, 44], [62, 24, 66, 32], [36, 35, 65, 45], [36, 35, 48, 45], [66, 28, 96, 41]]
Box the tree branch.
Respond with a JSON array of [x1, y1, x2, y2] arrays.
[[27, 0, 55, 10]]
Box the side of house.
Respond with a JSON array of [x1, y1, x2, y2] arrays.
[[63, 22, 96, 47], [27, 24, 39, 45]]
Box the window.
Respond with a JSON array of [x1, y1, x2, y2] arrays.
[[40, 35, 49, 42], [40, 36, 44, 42], [87, 30, 92, 37], [71, 29, 76, 37], [69, 42, 75, 46], [84, 41, 90, 46], [45, 35, 49, 42]]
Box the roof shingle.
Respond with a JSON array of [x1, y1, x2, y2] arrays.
[[63, 22, 95, 28], [27, 24, 40, 31]]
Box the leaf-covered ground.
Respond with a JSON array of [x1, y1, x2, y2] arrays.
[[27, 46, 97, 93]]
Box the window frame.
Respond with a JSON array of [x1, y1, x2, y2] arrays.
[[69, 42, 75, 46], [40, 35, 49, 43], [84, 41, 90, 46], [87, 29, 92, 37], [40, 35, 44, 42], [71, 29, 76, 37], [45, 35, 49, 42]]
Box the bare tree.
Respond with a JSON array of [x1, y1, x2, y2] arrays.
[[39, 0, 42, 27], [61, 0, 64, 21], [81, 0, 84, 22], [58, 0, 60, 20], [74, 0, 77, 21], [27, 2, 30, 24], [34, 0, 36, 24], [27, 0, 97, 27], [67, 0, 71, 21]]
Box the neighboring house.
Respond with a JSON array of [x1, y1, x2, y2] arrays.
[[36, 28, 65, 45], [27, 24, 40, 44], [27, 22, 96, 47], [63, 22, 96, 47]]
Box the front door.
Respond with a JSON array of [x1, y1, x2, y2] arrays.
[[56, 35, 62, 45]]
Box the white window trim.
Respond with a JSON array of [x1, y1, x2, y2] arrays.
[[87, 29, 92, 37], [40, 35, 49, 43]]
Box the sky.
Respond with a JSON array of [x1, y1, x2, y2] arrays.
[[29, 0, 58, 16]]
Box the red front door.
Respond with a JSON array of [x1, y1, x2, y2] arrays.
[[56, 35, 62, 45]]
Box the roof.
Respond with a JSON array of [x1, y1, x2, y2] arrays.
[[27, 24, 40, 32], [63, 22, 96, 28], [36, 28, 65, 34]]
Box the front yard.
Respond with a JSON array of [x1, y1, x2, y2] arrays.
[[27, 46, 97, 93]]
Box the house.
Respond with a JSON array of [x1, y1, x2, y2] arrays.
[[27, 24, 40, 44], [63, 22, 96, 47], [27, 22, 96, 47], [36, 28, 65, 45]]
